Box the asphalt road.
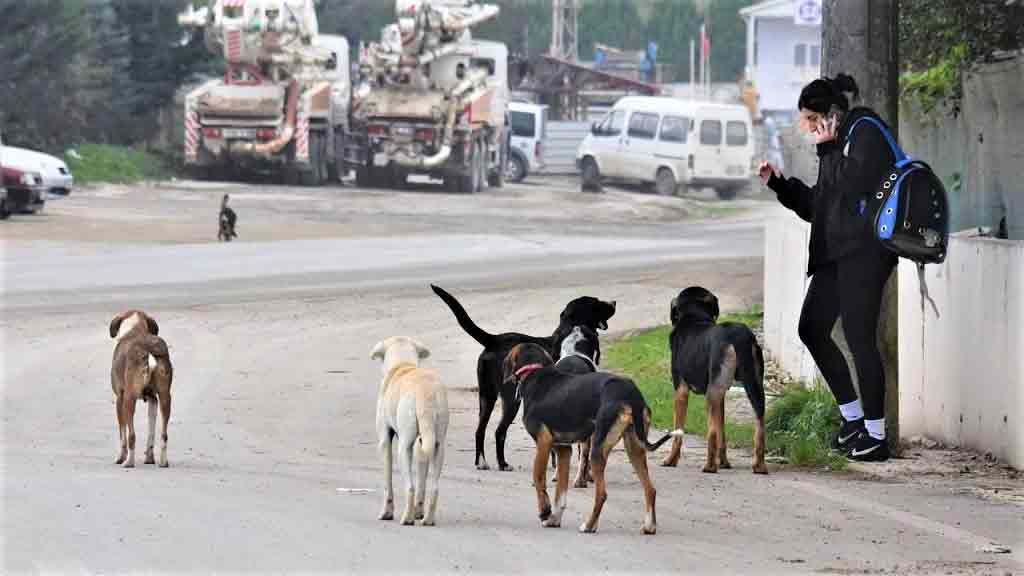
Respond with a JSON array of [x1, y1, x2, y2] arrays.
[[2, 180, 1020, 574]]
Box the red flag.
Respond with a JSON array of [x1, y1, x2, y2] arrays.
[[700, 23, 710, 58]]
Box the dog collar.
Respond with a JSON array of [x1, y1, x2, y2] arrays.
[[556, 353, 597, 371], [514, 363, 545, 380]]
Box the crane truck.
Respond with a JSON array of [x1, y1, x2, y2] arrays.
[[345, 0, 509, 192], [178, 0, 350, 185]]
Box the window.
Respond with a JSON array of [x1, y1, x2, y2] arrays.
[[628, 112, 658, 139], [726, 121, 748, 146], [659, 116, 688, 143], [810, 44, 821, 67], [471, 58, 496, 76], [794, 43, 807, 67], [509, 111, 536, 138], [596, 110, 625, 137], [700, 120, 722, 145]]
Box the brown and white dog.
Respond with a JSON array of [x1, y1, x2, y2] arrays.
[[371, 337, 450, 526], [109, 310, 173, 468]]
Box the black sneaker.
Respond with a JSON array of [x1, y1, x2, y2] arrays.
[[847, 431, 890, 462], [831, 418, 864, 453]]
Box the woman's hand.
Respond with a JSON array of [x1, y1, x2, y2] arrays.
[[814, 115, 838, 144], [758, 161, 780, 185]]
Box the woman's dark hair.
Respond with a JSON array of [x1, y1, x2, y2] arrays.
[[798, 73, 860, 113]]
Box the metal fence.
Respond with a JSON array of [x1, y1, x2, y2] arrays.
[[539, 121, 591, 174]]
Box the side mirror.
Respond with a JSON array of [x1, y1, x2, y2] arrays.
[[590, 122, 600, 135]]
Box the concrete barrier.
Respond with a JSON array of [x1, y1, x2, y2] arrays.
[[898, 234, 1024, 468], [762, 206, 819, 384]]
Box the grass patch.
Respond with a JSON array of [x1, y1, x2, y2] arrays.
[[765, 383, 846, 469], [602, 312, 759, 449], [66, 143, 170, 185], [602, 306, 846, 469]]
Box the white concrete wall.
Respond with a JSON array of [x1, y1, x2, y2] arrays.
[[899, 235, 1024, 468], [762, 206, 819, 384]]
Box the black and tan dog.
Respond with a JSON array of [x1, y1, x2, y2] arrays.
[[109, 310, 174, 468], [504, 342, 682, 534], [431, 284, 616, 471], [218, 194, 237, 242], [663, 286, 767, 474]]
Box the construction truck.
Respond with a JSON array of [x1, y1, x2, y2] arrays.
[[346, 0, 509, 192], [178, 0, 350, 185]]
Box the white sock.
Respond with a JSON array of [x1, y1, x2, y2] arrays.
[[839, 399, 864, 422], [864, 418, 886, 440]]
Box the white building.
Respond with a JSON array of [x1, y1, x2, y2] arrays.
[[740, 0, 822, 123]]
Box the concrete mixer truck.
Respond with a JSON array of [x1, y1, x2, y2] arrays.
[[179, 0, 350, 185], [345, 0, 509, 192]]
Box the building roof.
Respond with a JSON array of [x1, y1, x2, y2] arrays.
[[739, 0, 797, 19]]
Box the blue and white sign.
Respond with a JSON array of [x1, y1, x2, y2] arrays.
[[794, 0, 822, 26]]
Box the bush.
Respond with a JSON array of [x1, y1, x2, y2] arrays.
[[65, 144, 170, 185]]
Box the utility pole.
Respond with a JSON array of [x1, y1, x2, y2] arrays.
[[550, 0, 579, 62], [821, 0, 901, 451]]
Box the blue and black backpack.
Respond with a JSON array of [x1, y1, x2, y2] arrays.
[[847, 116, 950, 265]]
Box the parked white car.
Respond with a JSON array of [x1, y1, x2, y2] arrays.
[[576, 96, 754, 199], [1, 144, 74, 195], [506, 101, 547, 183]]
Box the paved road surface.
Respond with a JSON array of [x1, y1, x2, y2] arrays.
[[2, 181, 1020, 574]]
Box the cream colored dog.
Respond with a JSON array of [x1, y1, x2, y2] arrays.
[[371, 336, 450, 526]]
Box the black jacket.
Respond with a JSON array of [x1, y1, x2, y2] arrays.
[[768, 107, 894, 276]]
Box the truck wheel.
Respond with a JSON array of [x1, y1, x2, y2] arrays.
[[0, 198, 10, 220], [581, 156, 602, 192], [488, 137, 506, 188], [477, 140, 488, 192], [326, 130, 343, 183], [300, 134, 325, 186], [654, 167, 677, 196], [458, 139, 480, 194]]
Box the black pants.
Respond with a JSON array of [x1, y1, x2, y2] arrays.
[[798, 247, 897, 420]]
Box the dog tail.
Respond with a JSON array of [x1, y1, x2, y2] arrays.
[[637, 405, 684, 451], [415, 385, 446, 461], [430, 284, 496, 348], [742, 340, 766, 420]]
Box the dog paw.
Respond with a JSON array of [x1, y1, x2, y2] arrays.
[[752, 464, 769, 475], [159, 460, 169, 468], [498, 463, 514, 472], [144, 455, 156, 465], [378, 511, 394, 521], [400, 516, 415, 526], [542, 516, 561, 528], [421, 517, 436, 527], [572, 479, 588, 489], [123, 460, 135, 469], [701, 465, 718, 474], [641, 523, 657, 535], [720, 460, 732, 469], [579, 523, 597, 534], [476, 462, 490, 471], [415, 508, 425, 521], [660, 456, 679, 467], [115, 456, 126, 465]]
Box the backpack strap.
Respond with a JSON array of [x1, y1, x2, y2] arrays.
[[846, 116, 913, 167]]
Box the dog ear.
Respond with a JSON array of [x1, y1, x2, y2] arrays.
[[144, 314, 159, 336], [670, 296, 679, 325], [109, 313, 127, 338], [501, 347, 517, 385], [413, 340, 431, 360], [707, 293, 720, 320], [370, 340, 387, 361]]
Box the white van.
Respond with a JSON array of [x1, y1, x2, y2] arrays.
[[576, 97, 754, 198], [506, 101, 547, 182]]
